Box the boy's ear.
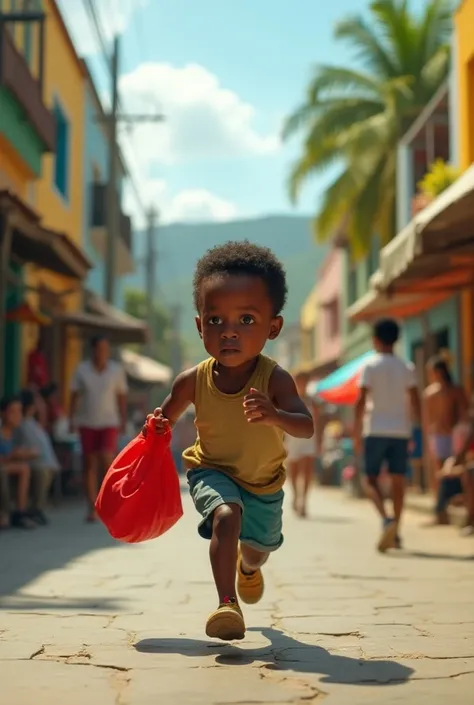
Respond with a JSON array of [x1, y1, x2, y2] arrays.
[[195, 316, 203, 338], [268, 316, 283, 341]]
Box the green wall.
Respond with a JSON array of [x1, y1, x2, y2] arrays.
[[341, 244, 378, 363], [0, 87, 45, 176], [3, 263, 22, 396]]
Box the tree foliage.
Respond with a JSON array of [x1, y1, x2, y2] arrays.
[[284, 0, 452, 256], [123, 288, 172, 365]]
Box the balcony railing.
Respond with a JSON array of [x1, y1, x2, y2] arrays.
[[91, 182, 133, 254], [0, 19, 55, 151]]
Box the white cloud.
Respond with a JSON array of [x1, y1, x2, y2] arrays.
[[57, 0, 148, 56], [165, 189, 238, 224], [118, 62, 280, 165], [123, 177, 238, 228]]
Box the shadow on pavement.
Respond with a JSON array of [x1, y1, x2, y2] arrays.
[[0, 502, 121, 604], [301, 515, 355, 525], [392, 550, 474, 561], [135, 627, 414, 686]]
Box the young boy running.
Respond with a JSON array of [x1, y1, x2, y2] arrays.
[[354, 319, 421, 553], [146, 241, 314, 641]]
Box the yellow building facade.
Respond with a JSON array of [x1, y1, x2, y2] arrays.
[[454, 0, 474, 393], [24, 0, 88, 397]]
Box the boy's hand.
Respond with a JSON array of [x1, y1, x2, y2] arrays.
[[142, 408, 169, 436], [243, 388, 279, 426]]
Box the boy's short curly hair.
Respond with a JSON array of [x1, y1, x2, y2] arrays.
[[193, 240, 288, 316]]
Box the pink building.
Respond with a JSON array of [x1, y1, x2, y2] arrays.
[[314, 249, 343, 374]]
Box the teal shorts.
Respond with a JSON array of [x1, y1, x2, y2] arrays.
[[187, 468, 284, 553]]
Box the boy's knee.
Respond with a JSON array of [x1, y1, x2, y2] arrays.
[[212, 503, 241, 536], [241, 544, 269, 571]]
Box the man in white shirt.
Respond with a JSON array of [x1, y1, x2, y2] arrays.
[[354, 319, 421, 553], [70, 336, 128, 522]]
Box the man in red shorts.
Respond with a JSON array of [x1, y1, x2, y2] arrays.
[[70, 336, 127, 522]]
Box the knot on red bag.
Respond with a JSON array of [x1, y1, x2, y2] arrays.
[[142, 415, 172, 446]]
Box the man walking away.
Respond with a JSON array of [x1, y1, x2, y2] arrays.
[[354, 319, 421, 553], [69, 336, 128, 522]]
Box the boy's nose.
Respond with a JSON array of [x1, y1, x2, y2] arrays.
[[221, 327, 238, 339]]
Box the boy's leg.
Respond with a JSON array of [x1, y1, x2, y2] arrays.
[[210, 503, 242, 603], [363, 437, 387, 519], [238, 487, 284, 604], [363, 438, 400, 552], [188, 469, 246, 640], [387, 438, 409, 527]]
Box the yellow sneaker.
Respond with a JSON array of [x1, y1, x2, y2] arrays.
[[236, 549, 264, 605], [205, 599, 245, 641]]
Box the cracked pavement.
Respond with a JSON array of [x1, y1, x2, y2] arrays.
[[1, 487, 473, 704]]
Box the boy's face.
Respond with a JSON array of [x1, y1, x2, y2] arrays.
[[195, 274, 283, 367], [2, 401, 23, 428]]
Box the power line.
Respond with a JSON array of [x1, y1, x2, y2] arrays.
[[81, 0, 163, 222]]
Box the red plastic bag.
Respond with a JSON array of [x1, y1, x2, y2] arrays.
[[95, 420, 183, 543]]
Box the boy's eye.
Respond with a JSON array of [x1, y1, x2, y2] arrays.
[[240, 315, 255, 325], [208, 316, 222, 325]]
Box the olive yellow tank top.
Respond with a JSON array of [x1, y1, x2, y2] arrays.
[[183, 354, 286, 495]]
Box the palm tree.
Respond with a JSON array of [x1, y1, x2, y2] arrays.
[[283, 0, 452, 255]]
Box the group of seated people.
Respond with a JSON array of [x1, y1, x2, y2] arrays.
[[0, 387, 61, 530]]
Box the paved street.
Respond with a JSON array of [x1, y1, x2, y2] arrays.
[[1, 487, 473, 705]]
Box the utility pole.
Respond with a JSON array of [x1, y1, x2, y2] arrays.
[[145, 207, 158, 355], [102, 35, 164, 305], [105, 35, 120, 305], [170, 304, 183, 377]]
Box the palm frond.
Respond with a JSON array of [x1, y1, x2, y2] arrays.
[[334, 14, 398, 79], [313, 169, 358, 244], [419, 47, 450, 98], [288, 136, 342, 203], [282, 102, 319, 140], [285, 0, 451, 252], [303, 98, 384, 148], [417, 0, 452, 64], [306, 65, 383, 103]]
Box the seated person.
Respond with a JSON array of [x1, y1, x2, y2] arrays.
[[0, 396, 35, 529], [14, 390, 61, 525], [433, 464, 467, 526], [452, 408, 474, 536]]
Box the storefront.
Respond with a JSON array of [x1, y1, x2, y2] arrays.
[[0, 189, 91, 395], [347, 164, 474, 387]]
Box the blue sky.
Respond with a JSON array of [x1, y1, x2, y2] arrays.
[[60, 0, 428, 226]]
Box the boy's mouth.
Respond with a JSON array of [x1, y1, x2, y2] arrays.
[[220, 346, 241, 356]]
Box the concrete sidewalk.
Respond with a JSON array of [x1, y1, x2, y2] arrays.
[[1, 488, 473, 704]]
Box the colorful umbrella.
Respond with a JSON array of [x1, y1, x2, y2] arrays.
[[307, 351, 375, 405]]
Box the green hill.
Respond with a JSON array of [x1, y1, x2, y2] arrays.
[[122, 215, 328, 362]]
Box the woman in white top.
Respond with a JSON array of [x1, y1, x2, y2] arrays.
[[286, 377, 317, 517]]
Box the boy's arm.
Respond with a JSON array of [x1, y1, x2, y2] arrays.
[[245, 366, 314, 439], [354, 363, 371, 454], [145, 367, 196, 435], [354, 389, 367, 453]]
